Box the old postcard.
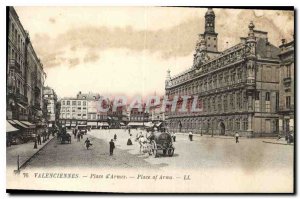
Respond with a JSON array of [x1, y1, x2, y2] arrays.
[[6, 6, 295, 193]]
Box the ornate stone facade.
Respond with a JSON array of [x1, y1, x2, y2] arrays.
[[165, 9, 281, 137]]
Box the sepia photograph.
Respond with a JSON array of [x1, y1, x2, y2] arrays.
[[5, 6, 295, 193]]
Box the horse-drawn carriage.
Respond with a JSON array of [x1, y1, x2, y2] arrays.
[[60, 133, 71, 144], [138, 131, 175, 158], [57, 127, 71, 144]]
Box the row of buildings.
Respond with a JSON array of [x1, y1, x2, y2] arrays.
[[164, 8, 294, 137], [59, 92, 167, 129], [6, 7, 59, 144]]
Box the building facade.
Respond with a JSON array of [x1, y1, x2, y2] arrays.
[[59, 98, 88, 128], [77, 91, 108, 128], [43, 86, 58, 124], [129, 106, 149, 123], [165, 8, 281, 137], [7, 7, 46, 139], [278, 39, 295, 136]]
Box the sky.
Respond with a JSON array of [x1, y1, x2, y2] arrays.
[[14, 7, 294, 98]]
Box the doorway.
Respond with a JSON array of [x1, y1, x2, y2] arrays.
[[219, 122, 225, 135]]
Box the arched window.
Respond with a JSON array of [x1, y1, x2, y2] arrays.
[[265, 92, 270, 101]]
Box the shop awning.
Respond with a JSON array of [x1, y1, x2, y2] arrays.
[[12, 120, 29, 129], [120, 122, 125, 126], [99, 122, 109, 126], [20, 121, 36, 128], [71, 123, 76, 127], [87, 122, 97, 126], [7, 120, 16, 125], [144, 122, 154, 127], [48, 123, 53, 127], [17, 103, 26, 110], [6, 121, 19, 133], [127, 122, 144, 126]]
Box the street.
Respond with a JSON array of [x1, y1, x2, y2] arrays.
[[22, 129, 293, 172]]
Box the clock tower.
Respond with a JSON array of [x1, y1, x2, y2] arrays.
[[203, 8, 218, 54]]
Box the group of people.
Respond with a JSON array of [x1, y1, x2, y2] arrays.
[[187, 131, 240, 143], [33, 129, 56, 149], [72, 128, 85, 142]]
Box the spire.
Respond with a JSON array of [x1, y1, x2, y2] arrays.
[[205, 8, 215, 34], [248, 21, 255, 38], [166, 69, 171, 80], [165, 69, 171, 87], [205, 8, 215, 17]]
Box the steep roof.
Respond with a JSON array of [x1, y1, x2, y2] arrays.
[[256, 38, 280, 60]]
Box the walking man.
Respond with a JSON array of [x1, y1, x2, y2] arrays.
[[37, 134, 42, 145], [77, 133, 81, 142], [84, 138, 92, 150], [109, 139, 115, 155], [189, 131, 193, 141], [34, 137, 38, 149], [235, 132, 239, 143]]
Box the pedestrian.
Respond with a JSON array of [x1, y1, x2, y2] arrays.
[[34, 138, 38, 149], [277, 134, 282, 140], [37, 134, 42, 145], [80, 132, 83, 139], [84, 138, 92, 149], [114, 134, 117, 141], [109, 139, 115, 155], [173, 132, 176, 142], [77, 133, 81, 142], [127, 136, 133, 145], [189, 131, 193, 141], [235, 132, 239, 143]]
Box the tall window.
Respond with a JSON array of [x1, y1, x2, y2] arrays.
[[243, 118, 248, 131], [286, 96, 291, 109], [265, 92, 271, 112], [223, 95, 228, 112], [265, 92, 270, 101], [235, 119, 240, 131], [243, 92, 247, 110], [229, 94, 234, 110], [255, 91, 260, 111], [236, 93, 241, 111], [275, 92, 279, 111], [286, 65, 291, 78], [228, 119, 232, 130], [67, 100, 70, 105], [255, 91, 260, 100], [72, 101, 76, 106], [212, 97, 216, 112], [207, 98, 211, 112], [218, 74, 223, 87], [237, 68, 242, 81], [218, 96, 222, 112], [231, 71, 236, 84], [224, 72, 228, 85]]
